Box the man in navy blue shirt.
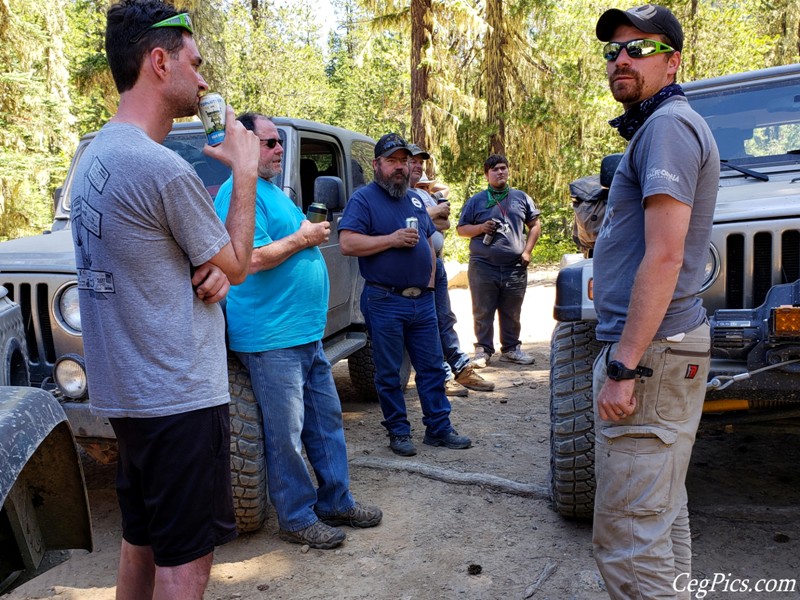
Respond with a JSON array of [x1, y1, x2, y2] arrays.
[[339, 133, 472, 457]]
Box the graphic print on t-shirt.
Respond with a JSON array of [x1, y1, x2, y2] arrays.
[[73, 156, 115, 296]]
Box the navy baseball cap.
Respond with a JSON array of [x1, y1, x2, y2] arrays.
[[596, 4, 684, 51], [374, 133, 411, 159]]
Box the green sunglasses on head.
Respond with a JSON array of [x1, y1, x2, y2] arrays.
[[129, 12, 193, 43], [603, 38, 674, 61]]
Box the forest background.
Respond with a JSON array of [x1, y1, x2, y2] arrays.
[[1, 0, 799, 262]]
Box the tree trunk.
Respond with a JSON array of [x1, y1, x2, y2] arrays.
[[411, 0, 432, 151], [485, 0, 506, 156]]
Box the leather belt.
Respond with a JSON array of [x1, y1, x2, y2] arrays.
[[367, 282, 430, 299]]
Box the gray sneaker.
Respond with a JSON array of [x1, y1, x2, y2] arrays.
[[317, 502, 383, 528], [472, 347, 491, 368], [278, 520, 346, 549], [499, 347, 535, 365]]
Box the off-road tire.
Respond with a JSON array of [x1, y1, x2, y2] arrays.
[[348, 338, 412, 402], [228, 351, 268, 533], [549, 321, 602, 519]]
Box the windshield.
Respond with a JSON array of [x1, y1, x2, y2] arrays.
[[688, 77, 800, 167], [163, 129, 286, 199]]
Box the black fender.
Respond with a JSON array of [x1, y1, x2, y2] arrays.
[[1, 386, 93, 590]]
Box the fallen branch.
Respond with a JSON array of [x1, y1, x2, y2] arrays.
[[522, 561, 558, 598], [350, 456, 550, 499]]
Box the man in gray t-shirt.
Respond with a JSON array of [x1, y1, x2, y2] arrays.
[[70, 2, 259, 597], [591, 5, 719, 598]]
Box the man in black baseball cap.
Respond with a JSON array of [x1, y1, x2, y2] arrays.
[[374, 132, 412, 159], [590, 4, 720, 600], [596, 4, 683, 51]]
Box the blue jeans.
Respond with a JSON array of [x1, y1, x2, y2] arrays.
[[236, 341, 354, 532], [467, 259, 528, 354], [434, 258, 470, 378], [361, 285, 453, 437]]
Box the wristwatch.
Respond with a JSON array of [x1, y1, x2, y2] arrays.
[[606, 360, 654, 381]]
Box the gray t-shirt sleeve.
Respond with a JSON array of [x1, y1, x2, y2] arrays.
[[160, 171, 230, 266], [632, 113, 704, 208]]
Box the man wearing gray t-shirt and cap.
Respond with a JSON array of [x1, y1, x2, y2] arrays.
[[591, 4, 719, 598]]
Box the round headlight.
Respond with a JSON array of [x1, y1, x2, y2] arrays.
[[54, 354, 88, 399], [58, 284, 81, 332], [699, 244, 720, 293]]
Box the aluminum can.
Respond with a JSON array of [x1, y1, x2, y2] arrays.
[[198, 93, 226, 146], [405, 217, 419, 230], [482, 217, 502, 245], [306, 202, 327, 224]]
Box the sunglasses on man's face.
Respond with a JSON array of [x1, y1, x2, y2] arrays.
[[259, 138, 282, 149], [603, 38, 674, 61]]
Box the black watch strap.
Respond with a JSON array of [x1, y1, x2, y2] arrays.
[[607, 360, 654, 381]]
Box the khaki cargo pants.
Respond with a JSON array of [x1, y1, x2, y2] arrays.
[[592, 322, 710, 600]]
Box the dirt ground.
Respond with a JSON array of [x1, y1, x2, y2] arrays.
[[7, 267, 800, 600]]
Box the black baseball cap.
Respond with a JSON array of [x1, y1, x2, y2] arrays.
[[407, 143, 431, 160], [596, 4, 683, 52], [374, 133, 411, 159]]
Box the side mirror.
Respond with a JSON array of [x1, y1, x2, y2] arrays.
[[600, 153, 623, 188], [315, 176, 346, 212]]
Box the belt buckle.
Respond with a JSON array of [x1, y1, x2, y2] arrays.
[[401, 287, 422, 298]]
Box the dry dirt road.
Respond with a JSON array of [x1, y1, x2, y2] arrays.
[[6, 268, 800, 600]]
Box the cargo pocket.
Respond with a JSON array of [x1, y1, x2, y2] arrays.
[[595, 426, 677, 517], [655, 347, 710, 422]]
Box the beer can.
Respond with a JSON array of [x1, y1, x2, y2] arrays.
[[198, 92, 226, 146], [306, 202, 327, 224], [482, 217, 502, 245], [405, 217, 419, 230]]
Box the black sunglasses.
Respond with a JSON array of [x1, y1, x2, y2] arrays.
[[603, 38, 674, 61], [259, 138, 282, 149]]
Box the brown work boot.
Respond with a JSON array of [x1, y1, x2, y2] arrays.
[[445, 378, 469, 397], [455, 364, 495, 392]]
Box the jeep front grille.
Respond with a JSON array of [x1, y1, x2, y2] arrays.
[[2, 280, 57, 385], [724, 228, 800, 309]]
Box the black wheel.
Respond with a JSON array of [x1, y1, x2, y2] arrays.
[[549, 321, 601, 519], [347, 337, 411, 402], [227, 351, 268, 533]]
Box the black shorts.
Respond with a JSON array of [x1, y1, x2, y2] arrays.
[[109, 404, 237, 567]]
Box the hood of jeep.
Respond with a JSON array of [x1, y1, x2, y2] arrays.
[[714, 176, 800, 223], [0, 230, 76, 273]]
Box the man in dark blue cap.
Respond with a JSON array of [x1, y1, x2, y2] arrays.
[[591, 5, 719, 598], [339, 133, 472, 457]]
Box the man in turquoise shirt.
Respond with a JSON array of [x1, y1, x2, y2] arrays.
[[215, 112, 381, 550]]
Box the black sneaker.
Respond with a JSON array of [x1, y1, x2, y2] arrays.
[[423, 429, 472, 449], [317, 502, 383, 528], [278, 520, 346, 549], [389, 434, 417, 456]]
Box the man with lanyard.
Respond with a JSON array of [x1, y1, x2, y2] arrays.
[[339, 133, 472, 457], [456, 155, 541, 368], [407, 143, 494, 397], [592, 5, 719, 597]]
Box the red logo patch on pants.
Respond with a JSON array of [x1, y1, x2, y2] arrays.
[[685, 364, 699, 379]]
